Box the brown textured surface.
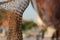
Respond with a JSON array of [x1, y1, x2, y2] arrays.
[[36, 0, 60, 27], [36, 0, 60, 40]]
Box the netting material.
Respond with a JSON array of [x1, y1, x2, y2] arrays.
[[0, 0, 30, 40]]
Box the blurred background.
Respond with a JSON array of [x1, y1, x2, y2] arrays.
[[22, 2, 45, 40]]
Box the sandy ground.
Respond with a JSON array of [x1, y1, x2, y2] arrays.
[[1, 35, 60, 40], [0, 37, 56, 40]]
